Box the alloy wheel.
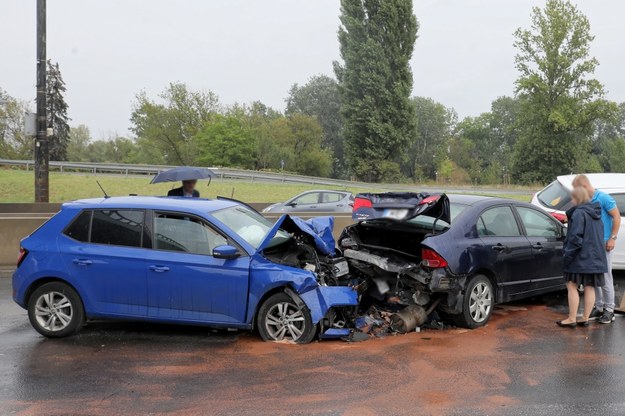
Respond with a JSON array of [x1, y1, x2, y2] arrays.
[[264, 302, 306, 341], [34, 291, 73, 332], [469, 282, 492, 323]]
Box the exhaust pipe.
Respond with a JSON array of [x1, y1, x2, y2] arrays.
[[390, 305, 427, 333]]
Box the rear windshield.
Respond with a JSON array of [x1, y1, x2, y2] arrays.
[[537, 180, 573, 211], [406, 203, 467, 231]]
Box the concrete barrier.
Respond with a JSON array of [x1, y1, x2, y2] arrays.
[[0, 203, 354, 268]]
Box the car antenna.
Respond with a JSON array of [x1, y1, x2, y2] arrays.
[[96, 181, 110, 198]]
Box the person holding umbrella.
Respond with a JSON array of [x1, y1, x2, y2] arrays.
[[150, 166, 214, 198]]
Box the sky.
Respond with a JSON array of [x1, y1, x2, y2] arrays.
[[1, 0, 625, 139]]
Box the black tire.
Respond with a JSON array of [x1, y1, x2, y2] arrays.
[[454, 274, 494, 329], [257, 293, 316, 344], [27, 282, 85, 338]]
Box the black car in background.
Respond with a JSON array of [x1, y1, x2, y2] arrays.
[[340, 193, 566, 328]]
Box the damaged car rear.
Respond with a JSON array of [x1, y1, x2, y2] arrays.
[[340, 193, 566, 329]]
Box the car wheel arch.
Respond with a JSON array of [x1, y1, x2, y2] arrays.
[[252, 285, 301, 330], [24, 277, 87, 317], [471, 269, 500, 303]]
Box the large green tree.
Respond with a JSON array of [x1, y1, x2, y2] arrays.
[[511, 0, 614, 183], [47, 60, 70, 161], [286, 75, 344, 177], [130, 83, 220, 165], [0, 88, 31, 159], [334, 0, 418, 182], [195, 114, 256, 169]]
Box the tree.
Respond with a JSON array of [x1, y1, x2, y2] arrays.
[[0, 88, 31, 159], [592, 102, 625, 172], [334, 0, 418, 182], [130, 83, 220, 165], [47, 60, 70, 161], [511, 0, 614, 183], [195, 114, 256, 169], [286, 75, 344, 177], [67, 125, 92, 161]]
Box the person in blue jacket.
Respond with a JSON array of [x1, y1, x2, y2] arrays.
[[558, 187, 608, 328]]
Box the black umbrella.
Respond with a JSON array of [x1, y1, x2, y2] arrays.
[[150, 166, 215, 184]]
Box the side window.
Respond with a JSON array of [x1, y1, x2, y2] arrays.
[[478, 206, 521, 237], [516, 207, 559, 237], [293, 192, 319, 205], [321, 192, 343, 203], [154, 213, 227, 255], [91, 210, 144, 248], [64, 210, 92, 242], [611, 194, 625, 217]]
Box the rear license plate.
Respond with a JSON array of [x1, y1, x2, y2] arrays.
[[382, 209, 408, 220]]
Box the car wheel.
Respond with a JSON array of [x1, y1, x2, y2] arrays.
[[27, 282, 85, 338], [455, 274, 494, 329], [257, 293, 316, 344]]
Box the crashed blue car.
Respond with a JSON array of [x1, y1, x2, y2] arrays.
[[12, 196, 358, 343]]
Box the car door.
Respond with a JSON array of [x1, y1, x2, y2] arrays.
[[59, 209, 150, 317], [319, 192, 348, 212], [144, 210, 250, 324], [515, 205, 565, 292], [477, 205, 534, 300], [610, 193, 625, 268], [288, 192, 322, 212]]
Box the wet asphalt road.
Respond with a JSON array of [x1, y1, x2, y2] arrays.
[[2, 274, 625, 416]]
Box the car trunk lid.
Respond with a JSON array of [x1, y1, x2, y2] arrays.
[[352, 192, 450, 224]]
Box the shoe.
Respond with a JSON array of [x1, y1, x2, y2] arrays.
[[599, 310, 615, 324], [556, 320, 577, 328], [588, 307, 603, 320], [577, 320, 590, 327]]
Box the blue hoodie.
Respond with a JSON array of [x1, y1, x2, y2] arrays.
[[563, 202, 608, 274]]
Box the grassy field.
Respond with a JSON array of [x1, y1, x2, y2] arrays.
[[0, 169, 533, 203]]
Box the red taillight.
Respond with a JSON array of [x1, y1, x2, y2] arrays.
[[551, 212, 567, 223], [421, 248, 448, 269], [352, 197, 373, 212], [17, 247, 28, 267], [419, 195, 440, 205]]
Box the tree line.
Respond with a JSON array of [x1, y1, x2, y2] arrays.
[[1, 0, 624, 184]]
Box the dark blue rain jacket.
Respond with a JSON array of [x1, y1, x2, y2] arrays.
[[563, 202, 608, 274]]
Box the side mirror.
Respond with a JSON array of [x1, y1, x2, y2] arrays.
[[213, 245, 240, 260], [286, 201, 297, 207]]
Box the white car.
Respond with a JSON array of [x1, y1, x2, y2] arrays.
[[531, 173, 625, 269]]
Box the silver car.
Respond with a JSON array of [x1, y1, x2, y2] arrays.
[[262, 190, 354, 213]]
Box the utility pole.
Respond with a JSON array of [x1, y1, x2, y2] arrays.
[[35, 0, 49, 202]]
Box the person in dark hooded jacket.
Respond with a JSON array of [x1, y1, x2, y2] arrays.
[[558, 187, 608, 328]]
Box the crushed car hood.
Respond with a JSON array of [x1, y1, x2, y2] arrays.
[[256, 214, 336, 256], [352, 192, 450, 224]]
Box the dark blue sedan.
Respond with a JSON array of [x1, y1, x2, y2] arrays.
[[341, 193, 566, 328], [12, 197, 358, 343]]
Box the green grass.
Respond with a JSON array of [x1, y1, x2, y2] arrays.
[[0, 168, 533, 203]]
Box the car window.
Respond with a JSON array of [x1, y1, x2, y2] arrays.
[[212, 206, 289, 249], [64, 210, 92, 242], [537, 180, 573, 211], [407, 203, 467, 230], [611, 193, 625, 216], [154, 213, 227, 255], [321, 192, 343, 203], [91, 210, 144, 247], [516, 206, 560, 237], [293, 192, 319, 205], [478, 206, 521, 237]]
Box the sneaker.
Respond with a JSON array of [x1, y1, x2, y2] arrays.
[[588, 308, 603, 320], [599, 310, 615, 324]]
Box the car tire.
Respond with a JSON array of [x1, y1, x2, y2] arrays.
[[257, 292, 316, 344], [454, 274, 494, 329], [27, 282, 85, 338]]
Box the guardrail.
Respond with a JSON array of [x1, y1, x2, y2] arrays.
[[0, 158, 534, 195]]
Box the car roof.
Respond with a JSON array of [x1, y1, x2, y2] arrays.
[[557, 173, 625, 191], [62, 196, 239, 213], [447, 194, 504, 205]]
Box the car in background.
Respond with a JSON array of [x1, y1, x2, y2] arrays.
[[531, 173, 625, 269], [340, 193, 566, 328], [12, 196, 358, 343], [262, 190, 354, 213]]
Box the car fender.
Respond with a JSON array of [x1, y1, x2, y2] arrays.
[[297, 285, 359, 325]]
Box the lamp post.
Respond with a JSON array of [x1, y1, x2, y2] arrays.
[[34, 0, 49, 202]]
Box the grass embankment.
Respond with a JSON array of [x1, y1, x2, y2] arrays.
[[0, 169, 534, 203]]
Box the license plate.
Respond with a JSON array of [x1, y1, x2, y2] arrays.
[[382, 209, 408, 220], [332, 260, 349, 277]]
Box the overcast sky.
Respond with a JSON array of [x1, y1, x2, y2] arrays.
[[2, 0, 624, 139]]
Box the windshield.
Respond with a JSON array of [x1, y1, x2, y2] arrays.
[[212, 206, 290, 249], [406, 203, 467, 230], [537, 180, 573, 211]]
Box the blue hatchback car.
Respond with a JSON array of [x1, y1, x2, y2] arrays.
[[12, 196, 358, 343]]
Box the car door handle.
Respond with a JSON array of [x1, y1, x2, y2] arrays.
[[532, 243, 543, 250], [149, 265, 170, 273], [492, 244, 507, 252], [72, 258, 92, 266]]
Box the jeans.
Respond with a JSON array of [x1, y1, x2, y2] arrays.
[[595, 249, 615, 312]]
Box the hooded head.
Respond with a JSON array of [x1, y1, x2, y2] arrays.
[[576, 201, 602, 220]]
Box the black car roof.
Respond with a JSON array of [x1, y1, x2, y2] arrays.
[[447, 194, 512, 206]]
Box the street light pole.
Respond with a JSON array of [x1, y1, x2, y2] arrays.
[[35, 0, 49, 202]]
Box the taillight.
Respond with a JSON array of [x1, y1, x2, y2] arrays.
[[421, 248, 448, 269], [352, 197, 373, 212], [17, 247, 28, 267], [551, 212, 567, 223], [419, 195, 440, 205]]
